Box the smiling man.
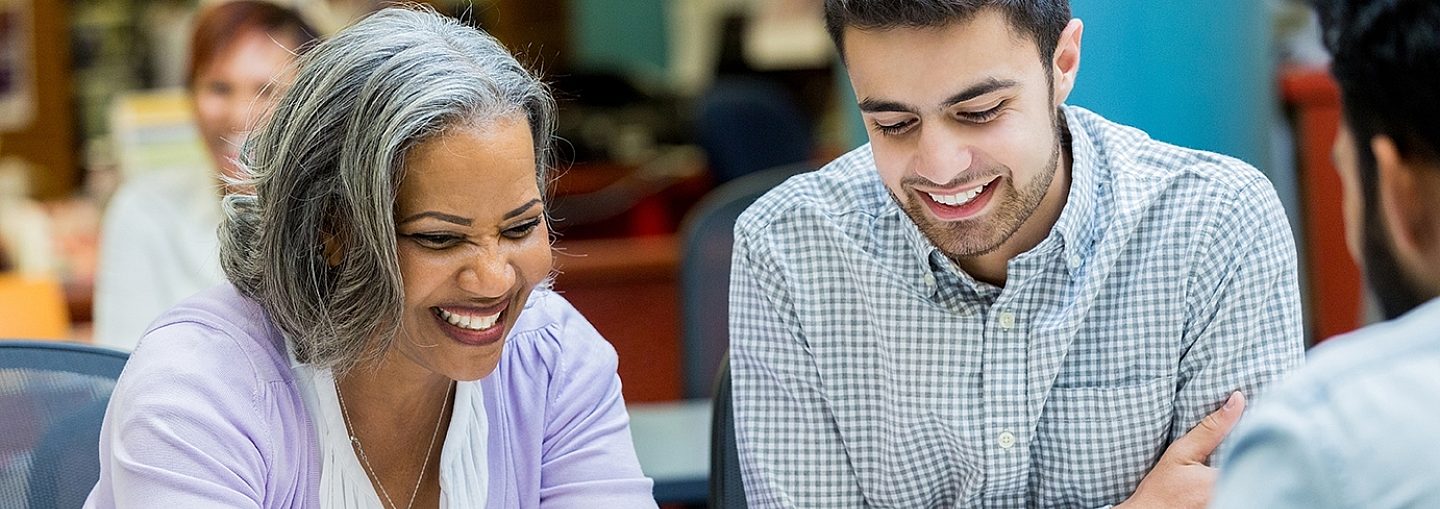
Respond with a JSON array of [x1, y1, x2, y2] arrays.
[[727, 1, 1304, 507]]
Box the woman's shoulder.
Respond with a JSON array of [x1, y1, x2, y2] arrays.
[[505, 287, 618, 364], [125, 284, 295, 394], [496, 287, 620, 394]]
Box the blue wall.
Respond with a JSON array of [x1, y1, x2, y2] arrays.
[[1067, 2, 1274, 170]]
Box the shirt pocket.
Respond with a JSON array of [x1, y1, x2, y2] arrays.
[[1029, 377, 1174, 508]]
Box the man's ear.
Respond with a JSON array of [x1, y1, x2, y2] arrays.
[[1373, 135, 1438, 267], [1051, 18, 1084, 106]]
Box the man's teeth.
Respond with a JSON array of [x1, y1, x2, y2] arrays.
[[928, 183, 988, 207], [436, 308, 501, 331]]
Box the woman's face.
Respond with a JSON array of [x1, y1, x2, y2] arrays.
[[192, 30, 299, 188], [388, 116, 552, 381]]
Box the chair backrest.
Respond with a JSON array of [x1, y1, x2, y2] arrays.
[[677, 163, 811, 399], [709, 357, 747, 508], [0, 340, 129, 508], [0, 275, 71, 339]]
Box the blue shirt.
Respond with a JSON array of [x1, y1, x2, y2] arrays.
[[730, 105, 1305, 508], [1213, 297, 1440, 508]]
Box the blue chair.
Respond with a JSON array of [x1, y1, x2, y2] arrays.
[[678, 163, 811, 400], [0, 340, 129, 508]]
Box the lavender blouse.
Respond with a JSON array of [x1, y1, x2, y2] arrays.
[[84, 284, 657, 508]]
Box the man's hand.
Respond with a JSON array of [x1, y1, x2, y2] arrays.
[[1115, 391, 1246, 509]]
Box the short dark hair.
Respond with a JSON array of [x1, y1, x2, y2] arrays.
[[1314, 0, 1440, 164], [1313, 0, 1440, 318], [824, 0, 1071, 65]]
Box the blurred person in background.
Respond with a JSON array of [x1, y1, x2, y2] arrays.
[[93, 0, 317, 348], [1211, 0, 1440, 506], [85, 7, 656, 508]]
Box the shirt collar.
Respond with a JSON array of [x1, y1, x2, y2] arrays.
[[1051, 104, 1103, 277], [894, 104, 1104, 286]]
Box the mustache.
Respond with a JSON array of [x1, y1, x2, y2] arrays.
[[900, 170, 1008, 190]]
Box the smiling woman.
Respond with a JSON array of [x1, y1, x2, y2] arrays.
[[84, 7, 657, 509]]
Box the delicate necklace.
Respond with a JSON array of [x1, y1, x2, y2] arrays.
[[335, 379, 454, 509]]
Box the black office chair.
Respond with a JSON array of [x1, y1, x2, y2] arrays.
[[0, 340, 129, 508], [709, 356, 747, 509], [677, 162, 812, 400]]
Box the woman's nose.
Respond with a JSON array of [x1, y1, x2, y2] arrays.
[[458, 251, 516, 298]]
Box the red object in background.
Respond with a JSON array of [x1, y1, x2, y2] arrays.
[[551, 236, 682, 402], [1281, 67, 1364, 344]]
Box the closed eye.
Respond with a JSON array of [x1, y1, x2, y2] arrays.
[[404, 232, 464, 249], [873, 118, 917, 136], [502, 218, 543, 239], [957, 102, 1005, 123]]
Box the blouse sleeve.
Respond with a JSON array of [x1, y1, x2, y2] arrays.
[[86, 322, 270, 508], [535, 297, 658, 509]]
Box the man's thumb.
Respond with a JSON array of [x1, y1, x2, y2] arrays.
[[1164, 391, 1246, 464]]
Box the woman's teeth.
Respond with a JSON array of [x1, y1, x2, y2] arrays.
[[435, 307, 501, 331]]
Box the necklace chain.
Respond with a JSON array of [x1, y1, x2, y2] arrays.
[[335, 379, 454, 509]]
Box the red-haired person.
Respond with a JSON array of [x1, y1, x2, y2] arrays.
[[94, 0, 317, 348]]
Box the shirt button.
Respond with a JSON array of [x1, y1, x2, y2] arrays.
[[998, 430, 1016, 449], [998, 311, 1016, 330], [1069, 254, 1082, 268], [923, 273, 936, 286]]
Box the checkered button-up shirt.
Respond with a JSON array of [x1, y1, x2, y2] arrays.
[[729, 106, 1304, 508]]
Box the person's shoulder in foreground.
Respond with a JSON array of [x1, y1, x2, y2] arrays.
[[1213, 0, 1440, 506], [1212, 299, 1440, 508]]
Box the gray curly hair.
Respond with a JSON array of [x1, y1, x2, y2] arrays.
[[219, 6, 557, 371]]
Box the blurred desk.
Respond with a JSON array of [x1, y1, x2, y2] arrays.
[[552, 235, 681, 402], [629, 399, 711, 504]]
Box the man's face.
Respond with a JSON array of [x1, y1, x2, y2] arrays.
[[844, 10, 1065, 259], [1334, 122, 1431, 319]]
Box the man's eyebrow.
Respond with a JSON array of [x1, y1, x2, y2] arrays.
[[857, 77, 1020, 114], [858, 98, 917, 114], [941, 78, 1020, 107]]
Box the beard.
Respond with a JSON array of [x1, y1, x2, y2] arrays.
[[893, 113, 1064, 260], [1354, 137, 1432, 320], [1362, 202, 1432, 320]]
